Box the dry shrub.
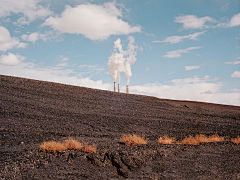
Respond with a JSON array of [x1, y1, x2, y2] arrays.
[[179, 133, 225, 145], [63, 137, 83, 150], [207, 134, 225, 143], [40, 138, 96, 153], [195, 134, 209, 143], [157, 135, 176, 144], [120, 134, 147, 146], [83, 143, 97, 153], [180, 135, 200, 145], [231, 135, 240, 144], [40, 140, 67, 153]]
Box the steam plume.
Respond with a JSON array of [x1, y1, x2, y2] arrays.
[[107, 36, 138, 85]]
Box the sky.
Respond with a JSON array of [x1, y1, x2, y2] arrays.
[[0, 0, 239, 106]]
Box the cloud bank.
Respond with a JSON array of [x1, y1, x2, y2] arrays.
[[42, 2, 141, 40], [130, 76, 240, 106]]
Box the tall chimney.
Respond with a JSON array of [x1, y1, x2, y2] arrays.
[[126, 85, 129, 94], [114, 82, 117, 92], [118, 84, 120, 93]]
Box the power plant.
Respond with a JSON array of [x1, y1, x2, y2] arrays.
[[108, 37, 138, 96], [113, 82, 129, 94]]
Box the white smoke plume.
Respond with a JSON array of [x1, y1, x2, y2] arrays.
[[107, 36, 138, 85]]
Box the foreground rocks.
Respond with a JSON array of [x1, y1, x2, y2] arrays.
[[0, 75, 240, 179]]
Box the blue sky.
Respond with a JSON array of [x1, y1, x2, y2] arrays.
[[0, 0, 239, 106]]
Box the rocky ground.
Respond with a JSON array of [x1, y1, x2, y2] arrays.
[[0, 75, 240, 179]]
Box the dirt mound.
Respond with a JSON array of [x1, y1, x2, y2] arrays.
[[1, 75, 240, 179]]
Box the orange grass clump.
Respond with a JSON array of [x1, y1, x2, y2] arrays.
[[180, 135, 200, 145], [195, 134, 209, 143], [179, 133, 225, 145], [231, 135, 240, 144], [83, 143, 97, 153], [207, 134, 225, 143], [40, 140, 67, 153], [40, 137, 96, 153], [63, 137, 83, 150], [157, 135, 176, 144], [120, 134, 147, 146]]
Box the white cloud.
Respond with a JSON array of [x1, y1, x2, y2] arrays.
[[60, 56, 68, 62], [175, 15, 216, 29], [79, 65, 88, 68], [185, 65, 201, 71], [217, 13, 240, 28], [21, 31, 60, 43], [0, 53, 25, 66], [0, 26, 28, 51], [229, 13, 240, 27], [225, 61, 240, 65], [203, 75, 210, 80], [175, 14, 240, 29], [21, 32, 40, 44], [130, 76, 240, 106], [0, 0, 53, 25], [154, 31, 205, 44], [162, 46, 202, 58], [231, 89, 240, 93], [145, 67, 150, 71], [42, 2, 141, 40], [56, 62, 68, 67], [231, 71, 240, 78]]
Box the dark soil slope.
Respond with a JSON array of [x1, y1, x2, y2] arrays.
[[1, 75, 240, 179]]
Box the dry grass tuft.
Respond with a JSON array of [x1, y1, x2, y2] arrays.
[[157, 135, 176, 144], [120, 134, 147, 146], [63, 137, 83, 150], [180, 135, 200, 145], [40, 137, 96, 153], [40, 140, 67, 153], [207, 134, 225, 143], [83, 143, 97, 153], [179, 133, 225, 145], [195, 134, 209, 143], [231, 135, 240, 144]]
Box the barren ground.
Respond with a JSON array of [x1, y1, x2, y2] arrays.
[[0, 75, 240, 179]]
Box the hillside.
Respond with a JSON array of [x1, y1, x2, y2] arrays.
[[0, 75, 240, 179]]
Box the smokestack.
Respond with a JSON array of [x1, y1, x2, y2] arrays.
[[118, 84, 120, 93], [114, 82, 117, 92], [126, 85, 129, 94]]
